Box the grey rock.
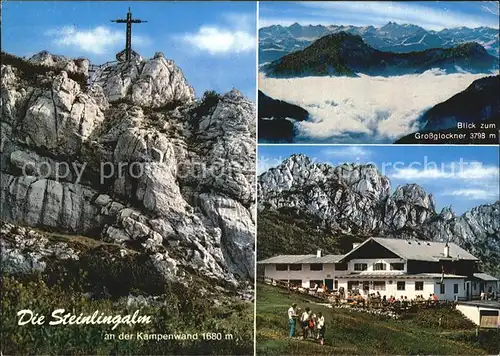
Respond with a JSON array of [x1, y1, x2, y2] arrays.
[[94, 194, 112, 206], [0, 173, 105, 234], [29, 51, 89, 76], [22, 71, 105, 155], [94, 55, 195, 108], [0, 222, 78, 275], [1, 50, 255, 291], [1, 65, 29, 126]]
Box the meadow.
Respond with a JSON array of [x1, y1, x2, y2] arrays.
[[256, 283, 500, 355]]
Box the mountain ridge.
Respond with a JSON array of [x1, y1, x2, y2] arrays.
[[263, 32, 498, 78], [259, 22, 499, 64], [395, 75, 500, 144]]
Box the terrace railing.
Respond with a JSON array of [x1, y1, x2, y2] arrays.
[[261, 276, 458, 312], [87, 61, 119, 87]]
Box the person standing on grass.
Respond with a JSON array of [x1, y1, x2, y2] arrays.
[[301, 307, 311, 339], [287, 303, 298, 337], [308, 310, 315, 338], [316, 312, 325, 345]]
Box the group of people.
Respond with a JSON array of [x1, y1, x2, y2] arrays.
[[287, 303, 326, 345], [480, 291, 497, 300], [336, 291, 443, 309], [381, 294, 437, 304]]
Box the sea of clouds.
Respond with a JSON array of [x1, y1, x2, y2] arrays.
[[259, 71, 493, 143]]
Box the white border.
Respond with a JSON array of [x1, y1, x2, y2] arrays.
[[253, 2, 259, 355]]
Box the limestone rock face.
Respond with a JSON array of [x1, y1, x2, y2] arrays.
[[22, 71, 104, 155], [94, 54, 195, 108], [0, 173, 118, 234], [258, 154, 392, 234], [29, 51, 89, 76], [1, 65, 30, 126], [1, 51, 255, 291], [258, 154, 500, 276], [384, 184, 435, 230], [427, 202, 500, 275]]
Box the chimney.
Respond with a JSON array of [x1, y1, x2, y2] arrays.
[[317, 249, 322, 258], [444, 243, 450, 258]]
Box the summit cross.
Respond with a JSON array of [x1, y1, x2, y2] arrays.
[[111, 7, 147, 61]]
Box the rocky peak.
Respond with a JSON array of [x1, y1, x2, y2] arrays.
[[281, 153, 314, 169], [29, 50, 89, 76], [439, 206, 456, 221], [223, 88, 245, 101], [260, 155, 390, 199], [93, 54, 195, 108], [258, 155, 393, 232], [29, 50, 67, 65], [391, 184, 435, 210], [378, 22, 425, 37]]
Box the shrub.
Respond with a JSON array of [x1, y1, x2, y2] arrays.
[[191, 90, 221, 119]]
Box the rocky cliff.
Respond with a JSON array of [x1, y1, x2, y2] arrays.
[[258, 90, 309, 143], [420, 75, 499, 131], [258, 154, 500, 276], [395, 75, 499, 144], [1, 51, 255, 296]]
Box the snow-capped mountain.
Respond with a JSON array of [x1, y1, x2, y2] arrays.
[[259, 22, 499, 64]]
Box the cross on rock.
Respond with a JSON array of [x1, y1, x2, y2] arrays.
[[111, 7, 147, 61]]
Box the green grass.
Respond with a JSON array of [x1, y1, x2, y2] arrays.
[[257, 209, 366, 260], [2, 275, 254, 355], [256, 283, 500, 355], [2, 224, 254, 355]]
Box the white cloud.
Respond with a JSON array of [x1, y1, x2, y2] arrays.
[[443, 189, 498, 200], [390, 167, 448, 180], [390, 162, 499, 181], [481, 1, 500, 16], [223, 12, 256, 32], [298, 1, 499, 30], [46, 26, 150, 55], [182, 27, 255, 55], [321, 146, 373, 160], [180, 12, 256, 55], [390, 161, 499, 202], [259, 71, 492, 143], [389, 160, 499, 203]]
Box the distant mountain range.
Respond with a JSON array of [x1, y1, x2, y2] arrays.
[[259, 22, 499, 64], [262, 32, 498, 78]]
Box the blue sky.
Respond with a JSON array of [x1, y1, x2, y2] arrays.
[[258, 145, 500, 215], [2, 1, 257, 100], [260, 1, 500, 30]]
